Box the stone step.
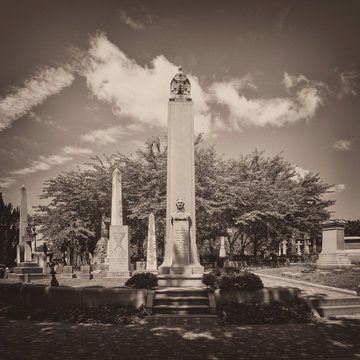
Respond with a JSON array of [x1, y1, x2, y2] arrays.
[[156, 287, 207, 296], [152, 304, 210, 315], [157, 275, 204, 287], [18, 262, 39, 267], [155, 298, 209, 306], [13, 267, 43, 274], [311, 297, 360, 307], [144, 314, 221, 325], [155, 291, 208, 298], [317, 305, 360, 317]]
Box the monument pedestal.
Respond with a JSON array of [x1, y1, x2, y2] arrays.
[[106, 225, 131, 278], [317, 220, 354, 270]]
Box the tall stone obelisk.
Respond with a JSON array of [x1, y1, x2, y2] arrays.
[[107, 168, 131, 277], [159, 67, 203, 276], [146, 212, 157, 272], [16, 185, 32, 263]]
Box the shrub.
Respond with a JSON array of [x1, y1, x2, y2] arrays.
[[203, 269, 263, 291], [218, 271, 264, 291], [224, 266, 241, 275], [202, 273, 218, 290], [125, 272, 158, 289], [0, 303, 147, 324], [219, 300, 316, 324]]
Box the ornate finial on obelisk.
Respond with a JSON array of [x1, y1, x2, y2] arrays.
[[170, 66, 192, 101], [111, 168, 123, 226]]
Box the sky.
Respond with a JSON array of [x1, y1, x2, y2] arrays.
[[0, 0, 359, 220]]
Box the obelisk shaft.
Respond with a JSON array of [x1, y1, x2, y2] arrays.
[[146, 212, 157, 271], [159, 101, 203, 274], [108, 168, 130, 276], [111, 168, 123, 226], [17, 185, 32, 263], [19, 185, 28, 243]]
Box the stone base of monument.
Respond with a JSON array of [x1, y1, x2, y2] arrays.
[[106, 271, 131, 278], [317, 252, 355, 269], [158, 266, 204, 275], [7, 273, 51, 282], [157, 274, 204, 287]]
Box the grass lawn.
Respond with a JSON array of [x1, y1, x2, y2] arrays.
[[29, 274, 127, 288], [255, 265, 360, 292]]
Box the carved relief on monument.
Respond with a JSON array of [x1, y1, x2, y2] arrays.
[[171, 199, 191, 264], [170, 67, 192, 101]]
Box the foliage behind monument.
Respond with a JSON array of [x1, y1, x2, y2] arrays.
[[34, 136, 334, 265]]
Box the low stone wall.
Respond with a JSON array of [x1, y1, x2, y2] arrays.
[[0, 282, 147, 308], [214, 287, 301, 306], [345, 249, 360, 263]]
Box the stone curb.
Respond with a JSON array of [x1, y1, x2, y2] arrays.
[[254, 273, 358, 296]]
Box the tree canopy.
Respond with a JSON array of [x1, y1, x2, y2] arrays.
[[34, 136, 335, 265], [0, 192, 19, 266]]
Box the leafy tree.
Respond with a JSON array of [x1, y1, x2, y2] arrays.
[[0, 192, 19, 266], [35, 137, 335, 265], [345, 220, 360, 236], [220, 151, 334, 258]]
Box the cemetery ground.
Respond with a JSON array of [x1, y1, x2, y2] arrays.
[[255, 265, 360, 291], [1, 314, 360, 359], [1, 274, 360, 359]]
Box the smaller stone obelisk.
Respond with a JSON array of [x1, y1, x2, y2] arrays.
[[146, 213, 157, 272], [16, 185, 32, 263], [107, 169, 131, 277]]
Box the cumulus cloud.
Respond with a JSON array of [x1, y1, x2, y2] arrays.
[[332, 184, 346, 193], [77, 32, 211, 134], [9, 146, 92, 176], [0, 67, 74, 131], [0, 177, 16, 188], [333, 139, 354, 152], [338, 69, 359, 98], [210, 72, 324, 129], [81, 124, 143, 145], [118, 9, 145, 30], [292, 165, 310, 180]]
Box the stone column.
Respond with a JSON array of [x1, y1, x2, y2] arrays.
[[107, 169, 130, 277], [281, 240, 287, 255], [158, 71, 203, 275], [146, 213, 158, 272], [317, 219, 354, 269], [16, 185, 32, 263]]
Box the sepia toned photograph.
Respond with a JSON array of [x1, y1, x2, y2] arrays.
[[0, 1, 359, 359]]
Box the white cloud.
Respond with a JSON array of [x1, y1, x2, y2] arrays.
[[118, 9, 145, 30], [77, 33, 211, 134], [333, 139, 354, 152], [338, 70, 359, 98], [210, 72, 324, 130], [81, 124, 143, 145], [0, 177, 16, 188], [9, 146, 93, 176], [292, 165, 310, 180], [0, 67, 74, 131], [332, 184, 346, 193]]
